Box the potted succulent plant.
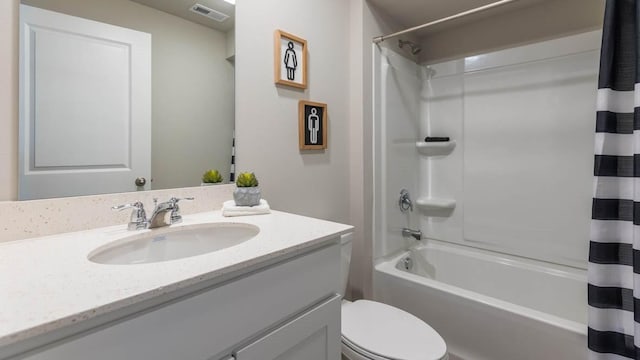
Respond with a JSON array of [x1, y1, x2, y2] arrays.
[[201, 169, 223, 185], [233, 172, 261, 206]]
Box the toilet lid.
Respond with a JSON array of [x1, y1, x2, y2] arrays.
[[342, 300, 447, 360]]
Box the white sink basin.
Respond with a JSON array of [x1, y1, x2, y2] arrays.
[[89, 223, 260, 265]]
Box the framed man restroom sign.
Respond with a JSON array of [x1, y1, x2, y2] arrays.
[[274, 30, 307, 89], [299, 100, 327, 150]]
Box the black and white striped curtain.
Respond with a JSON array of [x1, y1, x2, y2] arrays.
[[589, 1, 640, 359]]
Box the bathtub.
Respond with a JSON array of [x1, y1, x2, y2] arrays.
[[373, 240, 587, 360]]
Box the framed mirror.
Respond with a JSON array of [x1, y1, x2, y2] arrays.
[[18, 0, 236, 200]]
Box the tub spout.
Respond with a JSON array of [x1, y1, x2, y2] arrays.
[[402, 228, 422, 241]]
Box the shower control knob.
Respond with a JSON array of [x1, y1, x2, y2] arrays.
[[135, 177, 147, 187], [399, 189, 413, 213]]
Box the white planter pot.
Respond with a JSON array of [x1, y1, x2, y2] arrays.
[[233, 187, 261, 206]]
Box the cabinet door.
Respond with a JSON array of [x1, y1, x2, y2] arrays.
[[235, 295, 341, 360]]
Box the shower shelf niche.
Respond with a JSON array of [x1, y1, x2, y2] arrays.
[[415, 197, 456, 215], [416, 141, 456, 156]]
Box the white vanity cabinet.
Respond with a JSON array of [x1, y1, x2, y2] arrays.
[[14, 241, 341, 360]]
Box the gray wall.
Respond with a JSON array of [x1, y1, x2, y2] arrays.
[[419, 0, 605, 64], [235, 0, 351, 224]]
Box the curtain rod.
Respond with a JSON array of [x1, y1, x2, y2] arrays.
[[373, 0, 519, 44]]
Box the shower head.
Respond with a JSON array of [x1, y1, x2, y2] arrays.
[[398, 39, 422, 55]]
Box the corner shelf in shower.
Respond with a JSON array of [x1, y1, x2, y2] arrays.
[[416, 141, 456, 156], [415, 197, 456, 214]]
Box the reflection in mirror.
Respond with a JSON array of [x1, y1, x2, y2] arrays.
[[19, 0, 235, 200]]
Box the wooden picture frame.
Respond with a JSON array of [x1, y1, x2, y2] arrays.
[[274, 30, 307, 89], [298, 100, 327, 150]]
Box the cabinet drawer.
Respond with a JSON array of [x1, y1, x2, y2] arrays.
[[235, 294, 341, 360], [19, 242, 340, 360]]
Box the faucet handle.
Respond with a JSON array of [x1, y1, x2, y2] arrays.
[[112, 202, 147, 230], [399, 189, 413, 213], [169, 196, 195, 204], [111, 201, 145, 212], [168, 197, 194, 224]]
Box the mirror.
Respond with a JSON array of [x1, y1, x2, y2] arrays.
[[19, 0, 235, 200]]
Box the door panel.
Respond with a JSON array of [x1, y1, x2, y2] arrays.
[[19, 5, 151, 199]]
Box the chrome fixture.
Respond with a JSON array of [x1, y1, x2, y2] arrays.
[[402, 257, 413, 271], [113, 197, 194, 230], [373, 0, 519, 44], [148, 197, 194, 228], [112, 201, 147, 231], [398, 39, 422, 55], [402, 228, 422, 241], [399, 189, 413, 213]]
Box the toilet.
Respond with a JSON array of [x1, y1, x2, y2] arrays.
[[340, 233, 448, 360]]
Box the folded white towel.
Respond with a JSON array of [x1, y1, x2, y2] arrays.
[[222, 199, 271, 217]]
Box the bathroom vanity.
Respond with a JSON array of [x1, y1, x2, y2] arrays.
[[0, 211, 352, 360]]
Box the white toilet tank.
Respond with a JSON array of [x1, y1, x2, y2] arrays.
[[340, 233, 353, 297]]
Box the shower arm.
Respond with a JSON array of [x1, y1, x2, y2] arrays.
[[373, 0, 519, 44]]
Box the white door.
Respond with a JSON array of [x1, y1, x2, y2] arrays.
[[19, 5, 151, 200]]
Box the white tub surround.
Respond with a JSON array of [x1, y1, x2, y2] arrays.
[[374, 241, 586, 360], [373, 31, 600, 268], [372, 33, 598, 360], [415, 140, 456, 156], [0, 210, 352, 358], [421, 31, 599, 268]]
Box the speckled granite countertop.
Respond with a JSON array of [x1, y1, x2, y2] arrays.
[[0, 210, 352, 348]]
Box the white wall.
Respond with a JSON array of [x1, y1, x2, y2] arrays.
[[348, 0, 367, 299], [0, 0, 18, 201], [235, 0, 352, 223]]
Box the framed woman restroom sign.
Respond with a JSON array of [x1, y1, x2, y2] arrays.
[[274, 30, 307, 89], [299, 100, 327, 150]]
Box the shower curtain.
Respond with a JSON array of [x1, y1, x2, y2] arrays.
[[589, 0, 640, 358]]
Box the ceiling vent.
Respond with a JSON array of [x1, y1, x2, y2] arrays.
[[189, 3, 229, 22]]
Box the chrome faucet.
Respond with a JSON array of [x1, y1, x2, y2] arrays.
[[402, 228, 422, 241], [148, 197, 194, 228], [113, 197, 194, 230]]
